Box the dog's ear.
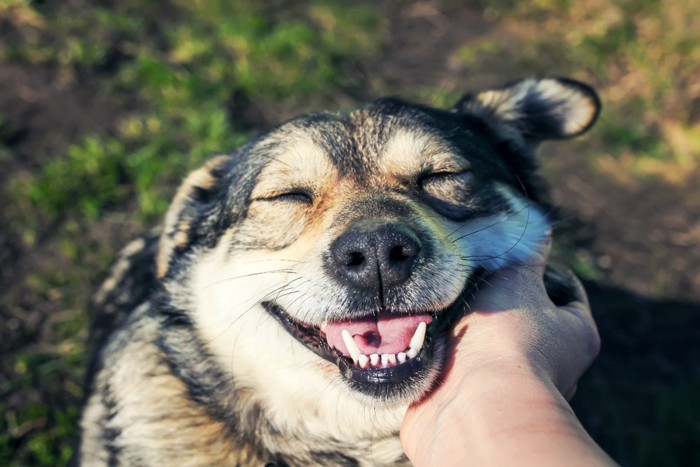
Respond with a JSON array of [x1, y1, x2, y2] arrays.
[[156, 155, 232, 279], [454, 77, 601, 143]]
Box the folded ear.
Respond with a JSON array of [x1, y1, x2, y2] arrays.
[[454, 77, 601, 143], [157, 155, 232, 279]]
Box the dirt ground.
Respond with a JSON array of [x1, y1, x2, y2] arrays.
[[380, 3, 700, 302], [1, 2, 699, 465]]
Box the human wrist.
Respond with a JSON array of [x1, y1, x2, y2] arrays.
[[402, 360, 613, 466], [403, 360, 572, 464]]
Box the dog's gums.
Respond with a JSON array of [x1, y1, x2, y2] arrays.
[[80, 77, 602, 465], [337, 322, 428, 369], [262, 272, 483, 395], [263, 302, 436, 392]]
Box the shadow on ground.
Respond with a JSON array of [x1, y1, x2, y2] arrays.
[[575, 282, 700, 466]]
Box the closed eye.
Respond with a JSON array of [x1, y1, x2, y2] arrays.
[[254, 190, 313, 204], [418, 170, 472, 190]]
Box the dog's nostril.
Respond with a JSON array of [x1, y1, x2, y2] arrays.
[[346, 252, 365, 267], [389, 245, 410, 263]]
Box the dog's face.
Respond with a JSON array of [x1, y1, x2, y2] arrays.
[[156, 78, 599, 435]]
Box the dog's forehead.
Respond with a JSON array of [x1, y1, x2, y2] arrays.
[[252, 102, 474, 192]]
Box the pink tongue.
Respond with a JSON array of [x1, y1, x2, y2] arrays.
[[321, 312, 432, 357]]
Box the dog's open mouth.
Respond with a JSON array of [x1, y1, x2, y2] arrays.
[[322, 312, 432, 370], [262, 276, 480, 397]]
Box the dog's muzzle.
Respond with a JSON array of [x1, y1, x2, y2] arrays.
[[262, 220, 482, 399]]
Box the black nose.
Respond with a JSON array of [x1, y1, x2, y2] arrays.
[[328, 222, 421, 291]]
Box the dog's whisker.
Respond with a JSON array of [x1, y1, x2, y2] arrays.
[[248, 258, 308, 265], [203, 281, 293, 346], [447, 204, 531, 243], [204, 269, 299, 290], [84, 75, 600, 463]]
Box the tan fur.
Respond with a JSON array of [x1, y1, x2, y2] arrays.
[[157, 155, 230, 278], [81, 78, 600, 466]]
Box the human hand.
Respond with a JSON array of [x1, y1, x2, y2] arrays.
[[446, 238, 600, 400], [401, 239, 610, 466]]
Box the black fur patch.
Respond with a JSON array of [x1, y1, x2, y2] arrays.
[[310, 450, 361, 467], [81, 76, 600, 466]]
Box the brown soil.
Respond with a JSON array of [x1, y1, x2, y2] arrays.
[[377, 6, 700, 462], [1, 2, 699, 465]]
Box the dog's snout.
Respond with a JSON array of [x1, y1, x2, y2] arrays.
[[329, 222, 421, 291]]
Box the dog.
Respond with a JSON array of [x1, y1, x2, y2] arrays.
[[78, 77, 600, 466]]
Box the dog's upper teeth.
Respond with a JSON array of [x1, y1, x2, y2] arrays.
[[409, 321, 426, 353], [370, 353, 379, 366], [341, 329, 361, 363], [397, 352, 407, 363]]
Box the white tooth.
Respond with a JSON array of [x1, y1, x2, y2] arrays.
[[387, 354, 396, 365], [407, 348, 418, 359], [342, 330, 360, 363], [370, 353, 379, 367], [409, 322, 427, 351], [381, 354, 391, 367], [358, 354, 369, 369], [397, 352, 407, 363]]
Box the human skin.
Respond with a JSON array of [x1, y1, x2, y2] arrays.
[[401, 242, 617, 466]]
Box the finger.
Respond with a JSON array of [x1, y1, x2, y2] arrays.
[[563, 268, 590, 311], [564, 383, 578, 401], [557, 270, 594, 323]]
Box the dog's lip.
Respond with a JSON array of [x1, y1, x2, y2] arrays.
[[261, 271, 483, 386], [262, 301, 439, 376]]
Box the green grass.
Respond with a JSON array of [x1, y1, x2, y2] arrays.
[[7, 0, 383, 228], [1, 1, 384, 465], [1, 0, 699, 465], [461, 0, 700, 176]]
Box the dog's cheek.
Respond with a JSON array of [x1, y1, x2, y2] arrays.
[[459, 185, 551, 272]]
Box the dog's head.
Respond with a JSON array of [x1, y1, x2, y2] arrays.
[[156, 78, 599, 415]]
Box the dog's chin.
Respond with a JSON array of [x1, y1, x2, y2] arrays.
[[262, 277, 479, 402]]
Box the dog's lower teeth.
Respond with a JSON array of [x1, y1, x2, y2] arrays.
[[342, 322, 429, 369], [358, 354, 369, 369], [352, 349, 417, 369]]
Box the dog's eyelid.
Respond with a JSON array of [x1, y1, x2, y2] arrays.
[[253, 189, 314, 204], [418, 168, 472, 184]]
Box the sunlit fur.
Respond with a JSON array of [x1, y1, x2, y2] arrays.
[[79, 77, 600, 466]]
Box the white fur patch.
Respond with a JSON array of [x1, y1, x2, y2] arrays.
[[531, 79, 598, 135], [452, 184, 551, 272], [191, 241, 408, 451]]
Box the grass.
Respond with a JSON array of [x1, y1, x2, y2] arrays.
[[463, 0, 700, 179], [1, 1, 384, 465], [1, 0, 698, 465]]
